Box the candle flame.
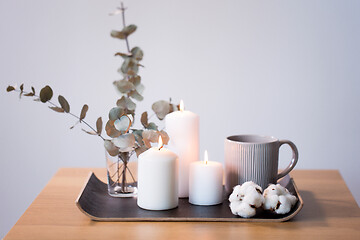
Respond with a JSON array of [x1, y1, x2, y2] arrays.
[[158, 135, 164, 150], [204, 150, 208, 164], [179, 99, 184, 112]]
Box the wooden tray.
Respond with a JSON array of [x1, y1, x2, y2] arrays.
[[76, 173, 303, 222]]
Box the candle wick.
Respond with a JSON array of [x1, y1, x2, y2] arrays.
[[158, 145, 164, 151]]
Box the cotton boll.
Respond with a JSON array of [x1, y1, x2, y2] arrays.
[[264, 194, 279, 211], [230, 202, 256, 218], [275, 195, 292, 214], [229, 181, 265, 218], [263, 184, 298, 214], [228, 185, 243, 202], [243, 187, 264, 208]]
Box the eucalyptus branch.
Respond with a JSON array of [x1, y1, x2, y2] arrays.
[[13, 89, 105, 141], [120, 2, 131, 53]]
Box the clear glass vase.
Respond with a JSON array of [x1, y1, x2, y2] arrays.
[[105, 150, 138, 197]]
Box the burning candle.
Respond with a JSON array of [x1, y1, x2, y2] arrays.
[[137, 136, 179, 210], [189, 150, 223, 206], [165, 100, 199, 198]]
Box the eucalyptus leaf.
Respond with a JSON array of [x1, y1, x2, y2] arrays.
[[105, 120, 122, 138], [39, 85, 53, 103], [142, 130, 159, 143], [135, 145, 148, 157], [113, 79, 135, 93], [111, 30, 126, 39], [110, 25, 137, 40], [80, 104, 88, 122], [58, 95, 70, 113], [152, 100, 171, 120], [116, 96, 136, 111], [6, 86, 15, 92], [82, 129, 97, 135], [122, 25, 137, 36], [96, 117, 102, 135], [147, 122, 158, 131], [19, 84, 24, 99], [131, 47, 143, 61], [111, 133, 136, 152], [128, 90, 143, 101], [140, 111, 148, 128], [49, 106, 64, 113], [24, 92, 35, 97], [132, 129, 144, 146], [108, 107, 124, 120], [159, 130, 170, 145], [135, 83, 145, 95], [119, 58, 138, 75], [115, 52, 132, 58], [104, 140, 120, 157], [128, 76, 141, 86], [114, 115, 131, 132]]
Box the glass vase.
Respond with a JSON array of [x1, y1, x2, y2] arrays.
[[105, 150, 138, 197]]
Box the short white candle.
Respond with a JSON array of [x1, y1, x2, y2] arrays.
[[137, 136, 179, 210], [165, 100, 199, 198], [189, 150, 223, 206]]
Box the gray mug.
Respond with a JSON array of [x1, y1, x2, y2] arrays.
[[224, 135, 298, 192]]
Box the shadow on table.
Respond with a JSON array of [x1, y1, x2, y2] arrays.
[[293, 190, 325, 222]]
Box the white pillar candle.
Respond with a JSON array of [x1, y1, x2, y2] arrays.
[[165, 100, 199, 198], [137, 137, 179, 210], [189, 150, 223, 206]]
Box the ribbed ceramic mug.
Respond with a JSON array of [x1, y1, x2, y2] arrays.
[[224, 135, 298, 192]]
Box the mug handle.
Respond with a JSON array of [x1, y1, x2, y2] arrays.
[[277, 140, 299, 179]]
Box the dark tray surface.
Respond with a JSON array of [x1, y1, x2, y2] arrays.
[[76, 173, 303, 222]]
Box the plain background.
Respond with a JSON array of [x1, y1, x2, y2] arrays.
[[0, 0, 359, 237]]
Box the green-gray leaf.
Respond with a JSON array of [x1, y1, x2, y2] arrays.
[[6, 86, 15, 92], [116, 96, 136, 111], [131, 47, 144, 61], [49, 106, 64, 113], [152, 100, 171, 120], [113, 79, 135, 93], [132, 129, 144, 146], [111, 133, 136, 152], [104, 140, 120, 157], [147, 122, 158, 131], [110, 25, 137, 40], [114, 115, 131, 133], [119, 58, 138, 75], [122, 25, 137, 36], [128, 90, 143, 101], [108, 107, 124, 120], [39, 85, 53, 103], [80, 104, 88, 122], [96, 117, 102, 135], [58, 95, 70, 113]]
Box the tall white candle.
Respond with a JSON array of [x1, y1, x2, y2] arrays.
[[165, 100, 199, 198], [137, 137, 179, 210], [189, 150, 223, 206]]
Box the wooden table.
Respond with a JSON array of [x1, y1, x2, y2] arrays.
[[4, 169, 360, 239]]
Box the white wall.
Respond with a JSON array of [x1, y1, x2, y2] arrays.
[[1, 0, 359, 237]]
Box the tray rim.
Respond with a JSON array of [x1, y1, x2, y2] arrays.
[[75, 172, 304, 222]]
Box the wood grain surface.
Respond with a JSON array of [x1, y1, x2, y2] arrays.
[[4, 169, 360, 240]]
